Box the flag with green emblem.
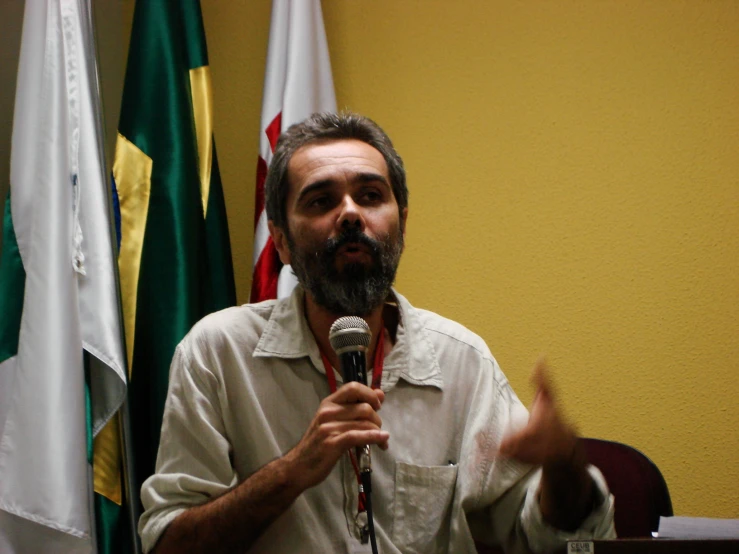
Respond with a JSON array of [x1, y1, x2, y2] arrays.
[[0, 0, 127, 552]]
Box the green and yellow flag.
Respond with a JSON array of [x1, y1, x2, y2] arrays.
[[102, 1, 236, 543]]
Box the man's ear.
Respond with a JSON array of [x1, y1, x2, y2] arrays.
[[268, 221, 292, 265], [400, 207, 409, 237]]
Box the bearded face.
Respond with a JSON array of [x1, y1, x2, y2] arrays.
[[287, 224, 404, 316], [269, 139, 407, 315]]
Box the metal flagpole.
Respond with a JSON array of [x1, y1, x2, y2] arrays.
[[83, 0, 142, 551]]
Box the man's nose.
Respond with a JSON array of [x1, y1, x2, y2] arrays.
[[337, 195, 364, 231]]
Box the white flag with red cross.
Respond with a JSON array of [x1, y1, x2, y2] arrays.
[[251, 0, 336, 302]]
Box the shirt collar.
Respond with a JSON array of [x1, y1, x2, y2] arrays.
[[253, 286, 443, 390], [253, 286, 324, 369], [383, 291, 443, 390]]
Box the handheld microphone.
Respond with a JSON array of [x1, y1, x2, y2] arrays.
[[328, 316, 371, 384], [328, 316, 372, 472], [328, 317, 379, 553]]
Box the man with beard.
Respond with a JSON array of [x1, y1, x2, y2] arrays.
[[139, 112, 615, 554]]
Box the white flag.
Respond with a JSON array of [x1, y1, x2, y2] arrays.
[[251, 0, 337, 302], [0, 0, 126, 552]]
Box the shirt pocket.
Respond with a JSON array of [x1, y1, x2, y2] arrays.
[[392, 461, 459, 554]]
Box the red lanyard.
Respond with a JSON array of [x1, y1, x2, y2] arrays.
[[319, 330, 384, 514]]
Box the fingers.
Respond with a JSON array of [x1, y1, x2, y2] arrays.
[[289, 383, 388, 489], [321, 382, 384, 423], [498, 427, 534, 460], [499, 359, 582, 466], [531, 357, 554, 400], [317, 400, 383, 428], [321, 421, 390, 451], [330, 381, 384, 410], [375, 387, 386, 405], [313, 382, 389, 449], [497, 433, 516, 458], [499, 421, 576, 465]]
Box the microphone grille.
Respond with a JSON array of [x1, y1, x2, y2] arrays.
[[329, 316, 371, 353]]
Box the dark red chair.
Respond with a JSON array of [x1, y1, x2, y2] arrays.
[[582, 437, 673, 537], [476, 438, 673, 552]]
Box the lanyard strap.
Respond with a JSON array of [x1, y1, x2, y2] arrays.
[[319, 327, 385, 515]]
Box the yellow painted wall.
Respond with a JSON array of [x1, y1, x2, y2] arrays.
[[195, 1, 739, 519]]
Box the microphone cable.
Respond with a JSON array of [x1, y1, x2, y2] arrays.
[[360, 469, 379, 554]]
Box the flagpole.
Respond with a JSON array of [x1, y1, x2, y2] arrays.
[[118, 397, 142, 554], [84, 1, 142, 552]]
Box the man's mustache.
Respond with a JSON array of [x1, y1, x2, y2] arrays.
[[322, 229, 382, 259]]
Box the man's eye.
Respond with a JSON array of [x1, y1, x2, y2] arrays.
[[363, 190, 382, 202], [308, 196, 329, 208]]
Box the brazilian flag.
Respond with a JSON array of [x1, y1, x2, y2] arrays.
[[98, 1, 237, 551]]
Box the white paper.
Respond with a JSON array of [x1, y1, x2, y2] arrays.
[[657, 516, 739, 539]]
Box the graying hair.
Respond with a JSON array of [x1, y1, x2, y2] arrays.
[[264, 112, 408, 231]]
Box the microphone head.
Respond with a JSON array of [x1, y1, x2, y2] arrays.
[[329, 316, 371, 355]]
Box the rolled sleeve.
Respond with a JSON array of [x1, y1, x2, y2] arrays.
[[520, 465, 616, 553], [138, 342, 238, 553]]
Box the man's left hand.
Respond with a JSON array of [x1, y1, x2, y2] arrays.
[[498, 359, 578, 465], [499, 359, 595, 531]]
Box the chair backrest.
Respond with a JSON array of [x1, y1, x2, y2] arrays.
[[582, 437, 673, 538]]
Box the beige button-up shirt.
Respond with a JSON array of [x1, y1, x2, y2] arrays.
[[139, 287, 615, 553]]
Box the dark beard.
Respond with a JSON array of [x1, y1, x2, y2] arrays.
[[287, 226, 403, 316]]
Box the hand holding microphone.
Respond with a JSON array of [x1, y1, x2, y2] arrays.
[[285, 317, 387, 491]]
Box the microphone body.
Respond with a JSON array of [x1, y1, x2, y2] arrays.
[[342, 348, 371, 473], [329, 316, 373, 472], [339, 350, 368, 385]]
